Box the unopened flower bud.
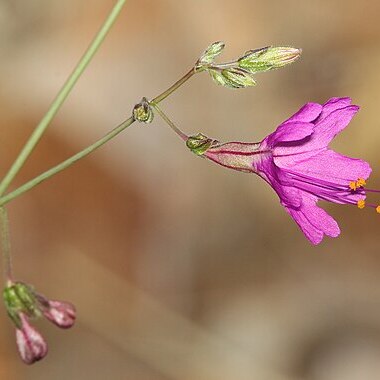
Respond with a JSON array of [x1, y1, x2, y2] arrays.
[[133, 97, 154, 123], [16, 314, 48, 365], [238, 46, 301, 74], [38, 299, 76, 329], [3, 281, 76, 364]]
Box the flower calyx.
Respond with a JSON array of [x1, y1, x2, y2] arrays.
[[3, 282, 40, 328], [133, 97, 154, 123], [186, 133, 219, 156]]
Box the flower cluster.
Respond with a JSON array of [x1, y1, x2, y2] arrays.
[[3, 282, 75, 364], [187, 97, 378, 244], [196, 41, 301, 89]]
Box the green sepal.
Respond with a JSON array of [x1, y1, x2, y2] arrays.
[[3, 283, 41, 327], [186, 133, 218, 155]]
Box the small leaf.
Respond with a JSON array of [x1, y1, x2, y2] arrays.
[[208, 68, 256, 89], [238, 46, 301, 74], [198, 41, 225, 65]]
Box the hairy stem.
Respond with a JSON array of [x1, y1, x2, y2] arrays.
[[0, 0, 127, 197], [0, 207, 12, 284]]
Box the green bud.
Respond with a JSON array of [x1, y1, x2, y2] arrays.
[[133, 97, 154, 123], [238, 46, 301, 74], [196, 41, 225, 69], [186, 133, 218, 155], [3, 283, 40, 327], [208, 68, 256, 89]]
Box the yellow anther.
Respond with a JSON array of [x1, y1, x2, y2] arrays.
[[349, 181, 357, 191], [357, 200, 366, 209], [356, 178, 366, 187], [376, 206, 380, 214]]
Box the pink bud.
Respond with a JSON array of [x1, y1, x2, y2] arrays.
[[16, 314, 48, 365], [43, 300, 76, 329]]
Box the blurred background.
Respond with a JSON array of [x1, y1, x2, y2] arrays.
[[0, 0, 380, 379]]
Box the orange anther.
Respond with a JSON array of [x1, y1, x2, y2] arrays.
[[349, 181, 357, 191], [356, 178, 366, 187], [357, 200, 366, 209]]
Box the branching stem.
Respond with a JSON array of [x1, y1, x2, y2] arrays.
[[0, 0, 128, 197]]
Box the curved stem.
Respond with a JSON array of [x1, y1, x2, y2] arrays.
[[151, 68, 195, 105], [0, 207, 12, 284], [0, 117, 135, 207], [151, 104, 188, 141], [0, 0, 127, 197]]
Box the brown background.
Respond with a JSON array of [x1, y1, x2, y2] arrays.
[[0, 1, 379, 379]]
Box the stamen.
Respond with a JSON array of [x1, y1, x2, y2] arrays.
[[364, 188, 380, 194], [349, 178, 367, 192], [377, 206, 380, 214], [281, 171, 374, 209], [356, 178, 366, 187], [357, 200, 366, 209], [349, 181, 357, 191], [282, 169, 363, 206]]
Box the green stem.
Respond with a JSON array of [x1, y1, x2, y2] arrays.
[[0, 0, 127, 197], [0, 117, 135, 207], [0, 207, 12, 283], [151, 104, 188, 141], [151, 68, 195, 105], [0, 66, 198, 206]]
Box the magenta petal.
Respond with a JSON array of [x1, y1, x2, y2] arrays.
[[275, 149, 372, 187], [283, 102, 323, 123], [256, 158, 302, 208], [286, 205, 324, 245], [304, 204, 340, 238], [285, 196, 340, 245], [308, 105, 360, 150], [264, 121, 314, 147], [275, 183, 302, 208], [271, 103, 359, 158], [316, 97, 352, 121], [299, 196, 340, 238]]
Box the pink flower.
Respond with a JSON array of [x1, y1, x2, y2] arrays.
[[15, 313, 48, 365], [200, 97, 378, 244]]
